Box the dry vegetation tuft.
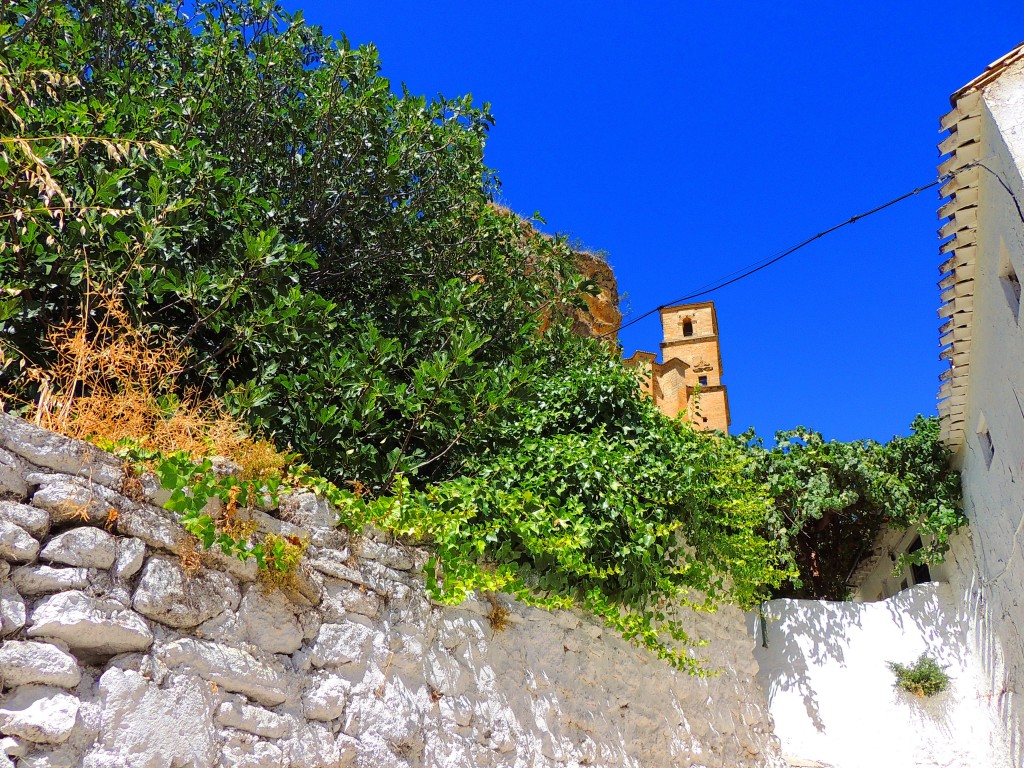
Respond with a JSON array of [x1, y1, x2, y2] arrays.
[[8, 287, 286, 478], [178, 535, 204, 577], [484, 592, 511, 631]]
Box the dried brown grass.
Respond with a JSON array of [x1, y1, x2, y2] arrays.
[[12, 288, 286, 479], [178, 535, 204, 577], [484, 592, 511, 632]]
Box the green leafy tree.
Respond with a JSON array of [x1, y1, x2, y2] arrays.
[[741, 416, 964, 599], [0, 0, 585, 488]]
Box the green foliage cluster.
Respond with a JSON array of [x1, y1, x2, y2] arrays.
[[0, 1, 963, 668], [887, 654, 951, 697], [740, 416, 964, 600], [155, 452, 286, 570], [328, 333, 794, 671], [107, 440, 304, 575], [0, 0, 584, 491]]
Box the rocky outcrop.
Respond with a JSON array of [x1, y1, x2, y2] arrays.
[[0, 414, 784, 768], [572, 250, 622, 340]]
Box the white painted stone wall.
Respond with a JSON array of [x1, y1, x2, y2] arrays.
[[0, 414, 785, 768], [752, 581, 1013, 768], [945, 56, 1024, 765]]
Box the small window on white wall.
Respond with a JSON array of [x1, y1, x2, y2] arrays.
[[999, 242, 1021, 321], [977, 412, 996, 468]]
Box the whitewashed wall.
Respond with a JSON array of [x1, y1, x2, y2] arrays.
[[752, 581, 1012, 768], [0, 414, 785, 768], [948, 56, 1024, 765]]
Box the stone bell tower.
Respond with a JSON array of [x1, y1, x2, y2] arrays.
[[624, 301, 731, 433]]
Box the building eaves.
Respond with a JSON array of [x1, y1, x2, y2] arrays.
[[949, 42, 1024, 106], [932, 45, 1024, 448]]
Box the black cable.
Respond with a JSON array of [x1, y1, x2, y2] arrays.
[[975, 162, 1024, 225], [605, 177, 948, 338]]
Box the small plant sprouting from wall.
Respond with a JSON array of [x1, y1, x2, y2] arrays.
[[887, 654, 951, 697], [484, 592, 511, 631]]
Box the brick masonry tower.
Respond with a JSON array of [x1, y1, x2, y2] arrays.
[[624, 301, 731, 433]]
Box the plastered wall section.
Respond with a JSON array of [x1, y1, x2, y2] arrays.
[[851, 525, 967, 603], [0, 414, 785, 768], [751, 581, 1014, 768], [953, 61, 1024, 765]]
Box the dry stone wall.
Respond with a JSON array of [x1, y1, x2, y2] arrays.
[[0, 413, 784, 768]]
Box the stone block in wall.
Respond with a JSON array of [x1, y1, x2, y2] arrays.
[[321, 579, 382, 620], [387, 621, 428, 665], [237, 506, 309, 544], [30, 479, 114, 527], [0, 581, 25, 636], [0, 736, 26, 760], [110, 494, 187, 552], [17, 747, 78, 768], [424, 646, 470, 697], [0, 685, 80, 745], [352, 537, 415, 571], [278, 490, 338, 530], [309, 621, 375, 669], [104, 651, 168, 686], [40, 528, 116, 570], [113, 538, 145, 580], [157, 638, 291, 707], [202, 547, 259, 583], [0, 500, 49, 538], [360, 557, 420, 590], [11, 566, 90, 597], [278, 562, 322, 608], [278, 722, 359, 768], [302, 672, 348, 721], [83, 668, 216, 768], [137, 472, 170, 508], [215, 700, 294, 739], [0, 412, 122, 490], [0, 640, 82, 689], [27, 591, 154, 658], [235, 585, 303, 654], [195, 584, 304, 655], [307, 548, 362, 584], [340, 681, 421, 746], [298, 610, 322, 643], [218, 735, 286, 768], [0, 448, 30, 500], [0, 519, 39, 563], [132, 556, 240, 629]]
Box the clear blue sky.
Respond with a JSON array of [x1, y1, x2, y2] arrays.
[[282, 0, 1024, 442]]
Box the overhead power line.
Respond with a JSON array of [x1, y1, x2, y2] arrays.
[[606, 174, 956, 338]]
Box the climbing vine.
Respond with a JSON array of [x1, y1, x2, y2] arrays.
[[741, 416, 964, 600], [116, 447, 306, 577]]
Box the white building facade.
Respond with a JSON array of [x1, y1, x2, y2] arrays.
[[754, 44, 1024, 768], [935, 42, 1024, 765]]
